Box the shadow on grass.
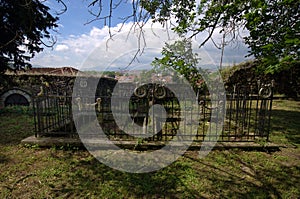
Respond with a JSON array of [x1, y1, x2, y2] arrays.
[[270, 109, 300, 145], [0, 153, 10, 164], [0, 113, 35, 146], [44, 148, 299, 198], [185, 151, 300, 198], [49, 154, 198, 198]]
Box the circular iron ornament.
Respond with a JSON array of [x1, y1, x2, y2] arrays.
[[154, 85, 166, 99], [133, 84, 147, 98], [259, 86, 272, 99], [72, 28, 226, 173]]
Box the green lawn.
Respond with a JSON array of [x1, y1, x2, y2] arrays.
[[0, 100, 299, 198]]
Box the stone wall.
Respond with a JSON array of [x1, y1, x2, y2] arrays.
[[0, 74, 117, 107], [223, 62, 300, 98]]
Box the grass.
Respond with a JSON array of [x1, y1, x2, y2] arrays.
[[0, 100, 299, 198], [270, 100, 300, 146]]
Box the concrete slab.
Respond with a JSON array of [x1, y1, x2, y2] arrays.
[[21, 135, 284, 151], [21, 136, 83, 147]]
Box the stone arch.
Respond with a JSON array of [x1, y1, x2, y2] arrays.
[[0, 88, 32, 107]]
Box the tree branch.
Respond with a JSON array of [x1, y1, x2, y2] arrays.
[[190, 12, 222, 47]]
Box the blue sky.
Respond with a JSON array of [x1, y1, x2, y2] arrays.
[[47, 1, 133, 36], [30, 1, 251, 71]]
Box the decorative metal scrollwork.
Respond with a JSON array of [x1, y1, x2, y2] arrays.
[[259, 86, 272, 99], [154, 85, 166, 99], [134, 83, 166, 99], [37, 77, 50, 96], [134, 84, 147, 98], [75, 97, 102, 111], [258, 80, 274, 99]]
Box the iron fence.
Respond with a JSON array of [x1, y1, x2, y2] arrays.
[[33, 94, 74, 137], [33, 81, 273, 142]]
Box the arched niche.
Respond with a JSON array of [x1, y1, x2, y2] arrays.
[[0, 88, 32, 107]]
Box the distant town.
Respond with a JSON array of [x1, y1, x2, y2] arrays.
[[5, 66, 202, 84]]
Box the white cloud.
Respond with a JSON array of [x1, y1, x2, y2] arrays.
[[55, 44, 69, 51], [31, 18, 250, 70], [90, 26, 110, 38]]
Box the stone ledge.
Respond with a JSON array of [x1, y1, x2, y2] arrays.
[[21, 136, 83, 147], [21, 135, 283, 151]]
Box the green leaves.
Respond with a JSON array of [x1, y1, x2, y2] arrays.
[[0, 0, 59, 73], [243, 0, 299, 72], [152, 38, 203, 90], [140, 0, 299, 73]]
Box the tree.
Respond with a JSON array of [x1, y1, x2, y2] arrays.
[[152, 38, 203, 90], [103, 71, 116, 78], [243, 0, 299, 73], [87, 0, 299, 73], [0, 0, 59, 73]]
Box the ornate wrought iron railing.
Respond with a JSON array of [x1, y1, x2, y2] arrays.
[[33, 80, 274, 142]]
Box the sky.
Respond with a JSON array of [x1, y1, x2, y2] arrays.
[[30, 0, 251, 71]]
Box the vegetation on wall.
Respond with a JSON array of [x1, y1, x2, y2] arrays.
[[221, 61, 300, 98]]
